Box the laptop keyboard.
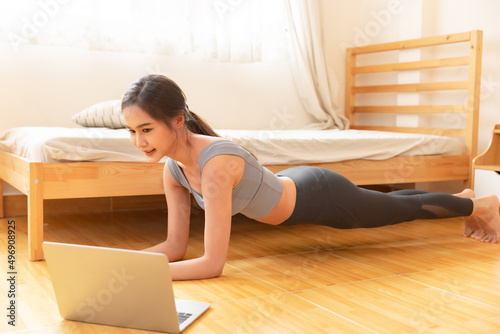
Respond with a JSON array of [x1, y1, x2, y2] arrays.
[[178, 312, 193, 324]]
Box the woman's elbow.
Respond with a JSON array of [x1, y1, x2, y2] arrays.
[[203, 257, 225, 278], [168, 246, 187, 262], [208, 263, 225, 278]]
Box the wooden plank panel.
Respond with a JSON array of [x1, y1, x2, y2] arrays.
[[352, 56, 469, 74], [352, 81, 468, 93], [0, 150, 31, 195], [42, 162, 165, 199], [473, 165, 500, 171], [265, 155, 469, 185], [2, 194, 167, 217], [349, 31, 471, 55], [352, 105, 467, 114], [351, 125, 466, 137]]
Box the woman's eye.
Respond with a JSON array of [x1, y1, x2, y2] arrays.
[[142, 128, 152, 133], [128, 130, 136, 134]]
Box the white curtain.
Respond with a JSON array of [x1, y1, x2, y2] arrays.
[[1, 0, 287, 63], [284, 0, 349, 129]]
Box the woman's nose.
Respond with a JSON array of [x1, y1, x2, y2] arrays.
[[135, 133, 147, 148]]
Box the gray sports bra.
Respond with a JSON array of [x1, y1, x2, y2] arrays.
[[167, 140, 283, 219]]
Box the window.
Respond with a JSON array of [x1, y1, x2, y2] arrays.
[[1, 0, 288, 63]]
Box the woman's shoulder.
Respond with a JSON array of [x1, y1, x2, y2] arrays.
[[165, 157, 188, 186], [199, 139, 250, 165]]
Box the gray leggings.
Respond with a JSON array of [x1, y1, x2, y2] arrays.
[[277, 167, 474, 229]]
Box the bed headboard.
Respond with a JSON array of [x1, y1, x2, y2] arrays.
[[345, 30, 483, 161]]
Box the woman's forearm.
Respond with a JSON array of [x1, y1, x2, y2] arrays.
[[169, 256, 225, 281], [143, 240, 186, 262], [145, 242, 226, 280]]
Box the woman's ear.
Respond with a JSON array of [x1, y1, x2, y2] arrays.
[[172, 114, 185, 129]]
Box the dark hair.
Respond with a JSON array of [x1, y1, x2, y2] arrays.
[[121, 74, 219, 137]]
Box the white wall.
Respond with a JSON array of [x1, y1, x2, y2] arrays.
[[0, 45, 311, 132]]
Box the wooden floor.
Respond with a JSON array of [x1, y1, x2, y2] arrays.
[[2, 208, 500, 333]]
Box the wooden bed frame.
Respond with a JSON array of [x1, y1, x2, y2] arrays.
[[268, 30, 482, 179], [0, 30, 482, 261]]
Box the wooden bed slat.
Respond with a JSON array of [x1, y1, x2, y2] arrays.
[[352, 81, 469, 94], [352, 56, 469, 74], [350, 31, 471, 55], [351, 125, 466, 137], [352, 105, 467, 114]]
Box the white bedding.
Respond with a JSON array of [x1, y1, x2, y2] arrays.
[[0, 127, 464, 164]]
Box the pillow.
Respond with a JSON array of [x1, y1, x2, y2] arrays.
[[72, 99, 126, 129]]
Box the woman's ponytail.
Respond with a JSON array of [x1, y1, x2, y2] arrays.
[[184, 109, 219, 137]]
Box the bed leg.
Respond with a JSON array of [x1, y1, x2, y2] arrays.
[[28, 194, 44, 261], [28, 165, 44, 261]]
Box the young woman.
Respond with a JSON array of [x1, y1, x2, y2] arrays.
[[122, 74, 500, 281]]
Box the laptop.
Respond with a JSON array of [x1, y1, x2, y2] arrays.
[[43, 242, 211, 333]]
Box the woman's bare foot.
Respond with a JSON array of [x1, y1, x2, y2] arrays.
[[453, 189, 484, 239], [454, 188, 475, 199], [462, 219, 484, 239], [470, 195, 500, 243]]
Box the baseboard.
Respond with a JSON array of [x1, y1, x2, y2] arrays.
[[3, 194, 167, 217]]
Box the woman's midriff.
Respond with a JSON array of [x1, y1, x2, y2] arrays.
[[256, 177, 297, 225]]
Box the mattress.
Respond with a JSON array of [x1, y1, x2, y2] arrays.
[[0, 127, 464, 164]]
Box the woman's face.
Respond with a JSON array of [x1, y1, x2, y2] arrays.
[[122, 105, 178, 163]]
